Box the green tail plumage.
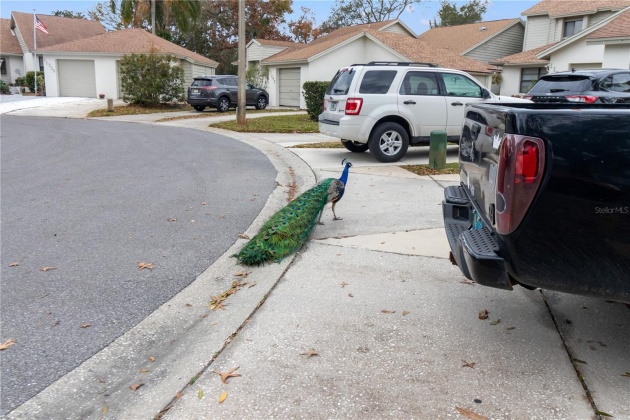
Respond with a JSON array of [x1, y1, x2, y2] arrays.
[[235, 178, 335, 266]]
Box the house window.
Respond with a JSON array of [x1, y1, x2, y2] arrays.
[[38, 56, 44, 72], [1, 58, 6, 75], [563, 19, 583, 38], [520, 67, 547, 93]]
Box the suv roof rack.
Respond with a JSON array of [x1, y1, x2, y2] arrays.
[[356, 61, 440, 68]]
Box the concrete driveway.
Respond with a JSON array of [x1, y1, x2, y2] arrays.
[[3, 101, 629, 419]]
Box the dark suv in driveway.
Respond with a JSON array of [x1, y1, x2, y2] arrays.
[[524, 68, 630, 103], [186, 75, 269, 112]]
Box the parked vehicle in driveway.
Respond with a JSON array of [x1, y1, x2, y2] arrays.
[[186, 75, 269, 112], [524, 68, 630, 104], [318, 61, 530, 163], [443, 102, 630, 303]]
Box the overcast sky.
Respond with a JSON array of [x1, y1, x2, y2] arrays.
[[1, 0, 538, 35]]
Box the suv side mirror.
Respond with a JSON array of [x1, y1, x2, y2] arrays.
[[482, 89, 491, 99]]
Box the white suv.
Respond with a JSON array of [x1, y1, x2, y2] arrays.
[[318, 61, 530, 162]]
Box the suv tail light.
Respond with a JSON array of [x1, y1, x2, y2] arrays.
[[565, 95, 598, 103], [345, 98, 363, 115], [495, 134, 545, 235], [201, 86, 217, 91]]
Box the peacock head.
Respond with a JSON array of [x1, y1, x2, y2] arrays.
[[341, 158, 353, 168]]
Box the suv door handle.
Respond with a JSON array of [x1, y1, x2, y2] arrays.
[[403, 100, 416, 105], [451, 102, 463, 106]]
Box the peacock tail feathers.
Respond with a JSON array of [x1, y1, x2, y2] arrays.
[[234, 178, 335, 266]]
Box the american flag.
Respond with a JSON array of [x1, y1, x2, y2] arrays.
[[35, 16, 49, 35]]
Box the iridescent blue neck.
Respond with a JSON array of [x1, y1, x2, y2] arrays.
[[339, 163, 350, 184]]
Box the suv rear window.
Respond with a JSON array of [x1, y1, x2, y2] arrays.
[[359, 70, 397, 94], [529, 75, 593, 93], [326, 68, 355, 95], [192, 79, 213, 87]]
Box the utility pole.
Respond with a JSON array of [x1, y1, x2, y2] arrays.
[[151, 0, 156, 34], [237, 0, 246, 125]]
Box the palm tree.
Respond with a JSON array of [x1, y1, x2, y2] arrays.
[[113, 0, 201, 37]]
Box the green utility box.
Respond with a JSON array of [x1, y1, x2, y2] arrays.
[[429, 130, 447, 169]]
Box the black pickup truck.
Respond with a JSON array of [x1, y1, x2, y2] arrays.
[[443, 103, 630, 303]]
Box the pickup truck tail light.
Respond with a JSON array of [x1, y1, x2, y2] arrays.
[[495, 134, 545, 235], [565, 95, 598, 103], [345, 98, 363, 115]]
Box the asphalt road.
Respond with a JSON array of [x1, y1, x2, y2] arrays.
[[0, 116, 276, 414]]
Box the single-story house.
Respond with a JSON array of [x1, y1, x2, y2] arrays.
[[247, 19, 498, 108], [492, 0, 630, 95], [1, 11, 218, 98]]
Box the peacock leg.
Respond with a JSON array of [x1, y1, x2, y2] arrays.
[[317, 209, 325, 225], [332, 202, 342, 221]]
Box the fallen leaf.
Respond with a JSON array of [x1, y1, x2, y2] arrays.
[[209, 296, 225, 311], [381, 310, 395, 314], [490, 319, 501, 325], [460, 279, 474, 285], [233, 271, 251, 278], [176, 392, 182, 400], [595, 410, 613, 417], [348, 293, 353, 298], [167, 218, 177, 222], [213, 367, 241, 384], [402, 310, 410, 316], [462, 360, 476, 369], [139, 368, 149, 373], [0, 339, 16, 350], [300, 349, 319, 358], [456, 406, 488, 420], [340, 281, 349, 288], [80, 323, 91, 328], [622, 372, 630, 377], [102, 406, 108, 415], [573, 357, 588, 364], [201, 202, 208, 205], [130, 383, 144, 391], [248, 282, 257, 288], [506, 326, 516, 330], [8, 262, 19, 267], [40, 266, 58, 272], [138, 262, 154, 270], [238, 233, 250, 239], [478, 309, 489, 320], [197, 388, 204, 399], [218, 392, 228, 404], [149, 356, 156, 362]]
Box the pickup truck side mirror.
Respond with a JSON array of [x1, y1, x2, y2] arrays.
[[482, 89, 491, 99]]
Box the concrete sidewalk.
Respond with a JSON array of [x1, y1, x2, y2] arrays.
[[4, 103, 629, 419]]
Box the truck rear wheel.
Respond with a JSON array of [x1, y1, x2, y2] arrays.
[[368, 122, 409, 162]]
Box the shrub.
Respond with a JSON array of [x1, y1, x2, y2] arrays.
[[245, 63, 269, 89], [14, 77, 25, 87], [119, 47, 185, 106], [302, 81, 328, 121], [0, 80, 9, 94], [24, 71, 44, 94]]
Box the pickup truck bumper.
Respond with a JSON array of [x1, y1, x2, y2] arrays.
[[442, 185, 512, 290]]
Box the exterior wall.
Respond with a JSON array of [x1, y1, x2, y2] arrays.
[[499, 65, 524, 96], [602, 44, 630, 68], [42, 54, 120, 98], [589, 11, 617, 26], [546, 39, 604, 73], [381, 22, 412, 36], [466, 23, 525, 63], [524, 15, 551, 50], [247, 43, 289, 62], [1, 55, 24, 83], [179, 61, 215, 87]]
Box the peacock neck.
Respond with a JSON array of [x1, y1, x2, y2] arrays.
[[338, 163, 350, 184]]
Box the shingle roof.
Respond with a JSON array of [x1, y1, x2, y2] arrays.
[[587, 6, 630, 38], [11, 11, 106, 50], [1, 18, 22, 54], [522, 0, 630, 17], [492, 42, 558, 64], [369, 31, 497, 73], [252, 38, 303, 48], [417, 19, 523, 54], [36, 28, 218, 66]]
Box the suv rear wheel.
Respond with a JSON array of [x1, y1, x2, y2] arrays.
[[368, 122, 409, 163], [342, 140, 369, 153], [217, 97, 230, 112]]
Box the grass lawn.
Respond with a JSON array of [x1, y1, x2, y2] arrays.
[[156, 108, 297, 122], [210, 114, 318, 133], [88, 103, 188, 117]]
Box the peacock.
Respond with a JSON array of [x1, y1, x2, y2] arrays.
[[234, 159, 353, 266]]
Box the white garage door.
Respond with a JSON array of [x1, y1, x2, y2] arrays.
[[279, 68, 300, 107], [58, 60, 96, 97]]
